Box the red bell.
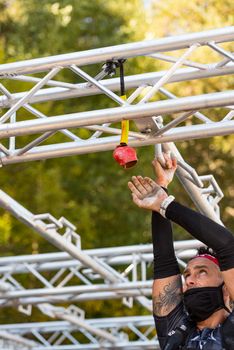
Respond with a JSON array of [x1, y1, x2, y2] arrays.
[[113, 143, 138, 169]]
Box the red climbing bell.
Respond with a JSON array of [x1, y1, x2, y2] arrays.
[[113, 143, 138, 169]]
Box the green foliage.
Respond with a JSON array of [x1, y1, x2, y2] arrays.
[[0, 212, 11, 244]]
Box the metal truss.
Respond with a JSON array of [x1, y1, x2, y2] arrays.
[[0, 189, 155, 348], [0, 238, 202, 308], [0, 180, 220, 350], [0, 27, 233, 166], [0, 27, 233, 349], [0, 241, 202, 350], [0, 316, 159, 350], [0, 188, 154, 309], [0, 331, 36, 350], [0, 181, 213, 350]]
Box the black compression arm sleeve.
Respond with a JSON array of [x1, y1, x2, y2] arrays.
[[166, 201, 234, 271], [152, 210, 180, 279]]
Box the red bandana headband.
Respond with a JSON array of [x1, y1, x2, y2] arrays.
[[192, 254, 219, 266]]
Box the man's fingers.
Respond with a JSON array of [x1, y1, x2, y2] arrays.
[[138, 176, 159, 194], [141, 177, 154, 191], [128, 176, 158, 204], [128, 180, 142, 198], [137, 175, 153, 193], [152, 158, 163, 173], [144, 177, 158, 190], [165, 159, 172, 169], [131, 176, 148, 195], [164, 152, 173, 169], [156, 156, 166, 168], [172, 157, 177, 169], [153, 153, 173, 170], [128, 176, 148, 197]]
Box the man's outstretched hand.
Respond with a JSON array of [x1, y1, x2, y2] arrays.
[[152, 152, 177, 188], [128, 176, 168, 212]]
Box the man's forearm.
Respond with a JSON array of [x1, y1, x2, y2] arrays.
[[165, 201, 234, 271], [152, 210, 180, 279]]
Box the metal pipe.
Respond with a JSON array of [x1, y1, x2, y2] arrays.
[[0, 67, 61, 123], [0, 290, 152, 307], [16, 132, 55, 156], [139, 44, 199, 103], [152, 111, 195, 136], [159, 87, 212, 123], [24, 104, 81, 142], [0, 331, 37, 347], [0, 91, 233, 139], [0, 239, 200, 266], [57, 314, 117, 343], [163, 143, 223, 223], [148, 53, 207, 70], [70, 65, 127, 107], [0, 120, 233, 165], [0, 316, 154, 332], [0, 27, 233, 75], [0, 64, 233, 108], [33, 340, 160, 350], [83, 125, 147, 140], [0, 281, 152, 299], [0, 190, 118, 283], [208, 41, 234, 61]]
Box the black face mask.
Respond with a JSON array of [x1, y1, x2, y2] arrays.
[[183, 283, 230, 322]]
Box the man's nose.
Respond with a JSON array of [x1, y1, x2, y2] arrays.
[[185, 276, 196, 289]]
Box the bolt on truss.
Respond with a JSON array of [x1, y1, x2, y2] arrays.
[[0, 27, 233, 165]]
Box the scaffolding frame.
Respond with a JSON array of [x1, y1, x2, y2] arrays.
[[0, 27, 233, 166], [0, 27, 233, 349]]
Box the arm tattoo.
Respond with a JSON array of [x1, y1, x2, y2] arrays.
[[153, 277, 182, 316]]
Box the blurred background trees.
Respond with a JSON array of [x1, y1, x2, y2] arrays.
[[0, 0, 233, 323]]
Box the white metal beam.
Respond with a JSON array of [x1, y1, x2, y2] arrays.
[[0, 120, 233, 166], [0, 91, 233, 139], [0, 27, 233, 76], [0, 64, 233, 108]]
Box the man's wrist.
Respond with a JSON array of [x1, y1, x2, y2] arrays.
[[156, 180, 169, 188], [159, 195, 175, 218], [152, 191, 168, 212], [160, 186, 168, 194]]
